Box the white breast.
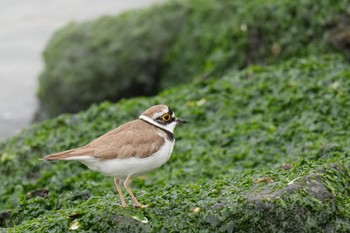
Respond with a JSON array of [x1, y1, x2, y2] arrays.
[[68, 139, 175, 179]]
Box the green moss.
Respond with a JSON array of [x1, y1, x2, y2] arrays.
[[163, 0, 350, 88], [5, 160, 350, 232], [38, 2, 186, 117], [2, 54, 350, 231], [37, 0, 349, 117]]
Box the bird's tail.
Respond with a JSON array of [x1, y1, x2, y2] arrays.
[[42, 147, 94, 161]]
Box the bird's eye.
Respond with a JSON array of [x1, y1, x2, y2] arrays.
[[161, 113, 171, 122]]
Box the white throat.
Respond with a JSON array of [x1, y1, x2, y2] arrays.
[[139, 115, 177, 133]]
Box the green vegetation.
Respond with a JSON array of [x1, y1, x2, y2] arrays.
[[2, 54, 350, 232], [37, 0, 349, 118]]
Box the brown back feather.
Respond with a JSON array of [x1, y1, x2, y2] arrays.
[[43, 119, 166, 161]]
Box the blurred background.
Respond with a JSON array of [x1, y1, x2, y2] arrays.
[[0, 0, 165, 140], [1, 0, 349, 141]]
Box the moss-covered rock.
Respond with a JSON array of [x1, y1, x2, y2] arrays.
[[37, 2, 186, 118], [4, 160, 350, 232], [162, 0, 350, 87], [2, 54, 350, 231], [37, 0, 350, 118]]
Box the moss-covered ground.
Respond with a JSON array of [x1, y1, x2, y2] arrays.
[[1, 54, 350, 232]]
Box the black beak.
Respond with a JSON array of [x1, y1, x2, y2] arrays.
[[175, 117, 188, 124]]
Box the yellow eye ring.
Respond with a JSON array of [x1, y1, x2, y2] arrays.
[[162, 113, 171, 121]]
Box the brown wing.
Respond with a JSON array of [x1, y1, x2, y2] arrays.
[[43, 119, 165, 161]]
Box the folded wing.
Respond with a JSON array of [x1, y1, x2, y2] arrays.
[[42, 119, 165, 161]]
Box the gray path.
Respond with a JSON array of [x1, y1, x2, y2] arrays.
[[0, 0, 165, 140]]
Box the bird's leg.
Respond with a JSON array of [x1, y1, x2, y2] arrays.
[[123, 176, 141, 208], [114, 178, 127, 207]]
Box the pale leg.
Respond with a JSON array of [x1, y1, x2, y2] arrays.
[[114, 178, 127, 207], [123, 176, 141, 208]]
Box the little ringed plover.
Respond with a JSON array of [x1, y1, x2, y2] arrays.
[[42, 104, 187, 208]]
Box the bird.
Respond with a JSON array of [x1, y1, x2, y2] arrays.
[[42, 104, 187, 208]]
